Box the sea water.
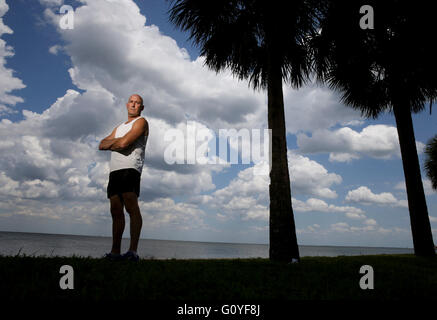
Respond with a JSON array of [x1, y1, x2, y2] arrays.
[[0, 231, 414, 259]]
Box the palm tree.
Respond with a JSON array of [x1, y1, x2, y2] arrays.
[[313, 0, 436, 256], [168, 0, 320, 261], [424, 135, 437, 191]]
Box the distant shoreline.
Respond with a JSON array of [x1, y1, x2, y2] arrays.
[[0, 230, 414, 250]]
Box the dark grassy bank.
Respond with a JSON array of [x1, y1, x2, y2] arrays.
[[1, 254, 436, 301]]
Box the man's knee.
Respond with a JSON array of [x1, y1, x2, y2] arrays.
[[111, 207, 124, 219], [122, 192, 140, 215], [110, 196, 124, 218]]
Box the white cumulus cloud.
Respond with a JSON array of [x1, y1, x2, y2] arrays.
[[283, 82, 362, 134], [0, 0, 25, 115], [194, 150, 345, 222], [297, 125, 425, 162], [395, 179, 435, 196], [345, 186, 408, 208], [293, 197, 366, 220], [289, 151, 342, 198]]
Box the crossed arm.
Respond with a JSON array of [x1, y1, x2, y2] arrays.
[[99, 118, 148, 152]]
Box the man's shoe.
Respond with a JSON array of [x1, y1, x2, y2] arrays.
[[122, 251, 140, 262], [103, 252, 123, 261]]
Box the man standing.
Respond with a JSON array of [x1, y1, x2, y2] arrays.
[[99, 94, 149, 261]]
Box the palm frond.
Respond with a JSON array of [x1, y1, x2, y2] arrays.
[[168, 0, 318, 90], [425, 135, 437, 190], [312, 0, 437, 117]]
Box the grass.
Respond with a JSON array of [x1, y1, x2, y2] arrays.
[[1, 254, 437, 301]]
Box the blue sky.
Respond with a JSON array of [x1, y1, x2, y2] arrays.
[[0, 0, 436, 248]]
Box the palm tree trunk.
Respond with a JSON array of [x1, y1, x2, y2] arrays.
[[393, 102, 436, 257], [267, 61, 300, 262]]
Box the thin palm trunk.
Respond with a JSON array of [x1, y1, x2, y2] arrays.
[[393, 102, 436, 257], [267, 61, 300, 262]]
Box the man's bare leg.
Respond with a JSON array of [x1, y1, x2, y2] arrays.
[[110, 195, 125, 254], [122, 192, 143, 253]]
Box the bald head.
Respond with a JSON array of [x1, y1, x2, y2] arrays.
[[126, 94, 144, 118], [129, 94, 143, 107]]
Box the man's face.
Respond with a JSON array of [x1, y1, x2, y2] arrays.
[[126, 95, 144, 117]]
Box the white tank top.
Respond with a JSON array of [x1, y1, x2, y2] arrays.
[[109, 116, 148, 173]]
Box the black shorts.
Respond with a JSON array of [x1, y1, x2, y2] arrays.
[[107, 168, 141, 199]]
